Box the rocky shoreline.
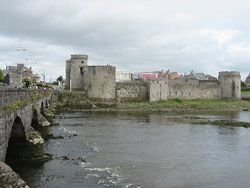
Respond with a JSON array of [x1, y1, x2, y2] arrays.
[[0, 162, 29, 188]]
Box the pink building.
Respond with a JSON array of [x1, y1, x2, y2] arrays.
[[138, 72, 158, 81]]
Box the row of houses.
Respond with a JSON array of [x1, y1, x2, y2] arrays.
[[116, 70, 217, 82]]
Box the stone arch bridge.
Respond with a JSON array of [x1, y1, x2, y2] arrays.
[[0, 89, 55, 164]]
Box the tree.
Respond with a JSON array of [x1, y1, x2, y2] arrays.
[[52, 81, 58, 85], [241, 81, 247, 88], [0, 69, 3, 82], [56, 76, 63, 83], [22, 77, 32, 88]]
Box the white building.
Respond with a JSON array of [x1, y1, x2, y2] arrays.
[[116, 71, 132, 82]]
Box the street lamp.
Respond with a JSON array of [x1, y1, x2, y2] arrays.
[[16, 47, 28, 61]]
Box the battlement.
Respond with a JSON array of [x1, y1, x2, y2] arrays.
[[88, 65, 116, 71], [71, 54, 88, 60], [219, 71, 240, 77]]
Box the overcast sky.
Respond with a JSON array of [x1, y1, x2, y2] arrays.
[[0, 0, 250, 81]]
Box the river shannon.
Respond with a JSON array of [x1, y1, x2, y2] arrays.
[[16, 111, 250, 188]]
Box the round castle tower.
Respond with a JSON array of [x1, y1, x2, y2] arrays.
[[219, 71, 241, 99], [65, 54, 88, 89]]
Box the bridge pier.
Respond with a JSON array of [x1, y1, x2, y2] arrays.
[[0, 161, 29, 188], [0, 96, 55, 161], [4, 113, 48, 165], [0, 89, 56, 187]]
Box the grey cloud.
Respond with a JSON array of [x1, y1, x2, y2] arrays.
[[0, 0, 250, 80]]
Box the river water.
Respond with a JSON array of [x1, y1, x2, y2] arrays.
[[15, 111, 250, 188]]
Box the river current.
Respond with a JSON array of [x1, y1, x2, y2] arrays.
[[15, 111, 250, 188]]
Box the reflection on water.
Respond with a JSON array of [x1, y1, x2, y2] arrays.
[[15, 111, 250, 188]]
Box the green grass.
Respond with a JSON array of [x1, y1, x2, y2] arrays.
[[118, 99, 250, 112], [242, 90, 250, 94]]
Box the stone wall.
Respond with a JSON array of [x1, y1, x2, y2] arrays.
[[0, 96, 51, 162], [65, 54, 88, 90], [65, 54, 116, 101], [149, 71, 241, 102], [149, 79, 221, 102], [116, 81, 148, 102], [168, 80, 221, 100], [116, 71, 241, 102], [0, 118, 6, 161], [0, 161, 29, 188], [0, 106, 33, 162], [219, 71, 241, 99], [84, 66, 116, 101], [149, 80, 169, 102], [0, 94, 53, 187], [3, 73, 22, 88]]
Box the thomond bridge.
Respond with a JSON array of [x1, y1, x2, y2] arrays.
[[0, 88, 56, 186], [0, 88, 56, 187]]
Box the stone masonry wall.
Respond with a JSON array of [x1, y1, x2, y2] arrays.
[[116, 81, 148, 102], [65, 54, 88, 90], [0, 106, 33, 162], [0, 97, 51, 162], [149, 79, 221, 102], [168, 80, 221, 100], [149, 80, 169, 102], [0, 117, 6, 161], [219, 71, 241, 99], [84, 66, 116, 101]]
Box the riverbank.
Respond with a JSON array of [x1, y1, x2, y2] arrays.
[[117, 99, 250, 112], [57, 97, 250, 113]]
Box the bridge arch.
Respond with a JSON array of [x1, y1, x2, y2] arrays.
[[45, 100, 49, 108], [41, 102, 45, 115], [31, 107, 39, 130], [5, 116, 27, 164]]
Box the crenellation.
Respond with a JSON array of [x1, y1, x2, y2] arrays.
[[71, 54, 88, 60]]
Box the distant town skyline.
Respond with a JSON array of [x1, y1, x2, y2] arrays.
[[0, 0, 250, 81]]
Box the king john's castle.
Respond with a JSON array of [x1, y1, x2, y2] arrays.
[[65, 54, 241, 102]]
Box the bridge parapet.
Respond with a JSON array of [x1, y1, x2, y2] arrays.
[[0, 89, 52, 106]]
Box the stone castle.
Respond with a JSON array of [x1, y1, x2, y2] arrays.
[[65, 54, 116, 101], [65, 54, 241, 102], [149, 71, 241, 102]]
